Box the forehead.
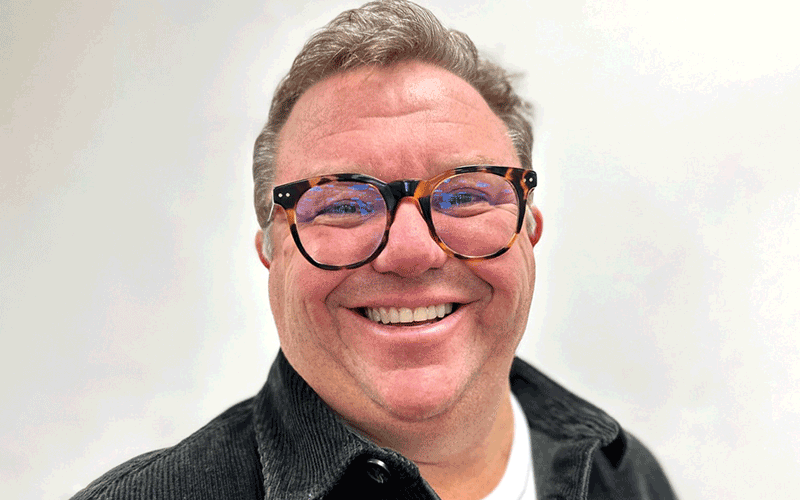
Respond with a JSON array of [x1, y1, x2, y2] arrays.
[[275, 61, 518, 183]]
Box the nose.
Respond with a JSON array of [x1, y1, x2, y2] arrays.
[[371, 199, 447, 276]]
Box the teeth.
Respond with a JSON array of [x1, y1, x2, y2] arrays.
[[365, 303, 456, 325], [400, 307, 414, 323]]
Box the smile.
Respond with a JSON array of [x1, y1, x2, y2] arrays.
[[362, 303, 456, 325]]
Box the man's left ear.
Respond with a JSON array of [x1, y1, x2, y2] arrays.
[[255, 229, 271, 270], [529, 206, 543, 247]]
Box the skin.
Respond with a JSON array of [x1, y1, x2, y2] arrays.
[[256, 61, 543, 500]]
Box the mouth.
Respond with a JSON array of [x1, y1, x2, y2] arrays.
[[359, 303, 459, 326]]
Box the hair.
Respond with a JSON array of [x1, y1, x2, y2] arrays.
[[253, 0, 534, 256]]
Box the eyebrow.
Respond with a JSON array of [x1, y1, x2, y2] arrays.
[[437, 155, 505, 169], [301, 156, 510, 183]]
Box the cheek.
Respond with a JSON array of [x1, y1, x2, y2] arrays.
[[469, 241, 536, 331], [268, 236, 350, 350], [268, 242, 313, 342]]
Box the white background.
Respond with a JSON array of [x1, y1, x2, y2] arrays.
[[3, 1, 799, 498]]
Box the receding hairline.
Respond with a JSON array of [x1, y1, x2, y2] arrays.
[[284, 61, 513, 145], [271, 60, 521, 183]]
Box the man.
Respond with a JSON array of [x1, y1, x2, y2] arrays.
[[74, 1, 677, 499]]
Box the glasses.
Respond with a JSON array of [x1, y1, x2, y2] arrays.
[[270, 166, 537, 270]]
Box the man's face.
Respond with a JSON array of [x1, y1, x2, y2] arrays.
[[262, 61, 541, 428]]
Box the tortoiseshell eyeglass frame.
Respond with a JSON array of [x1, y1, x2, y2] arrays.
[[270, 166, 537, 270]]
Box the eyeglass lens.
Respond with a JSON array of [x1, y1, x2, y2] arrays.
[[293, 172, 519, 267]]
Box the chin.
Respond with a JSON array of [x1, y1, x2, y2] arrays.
[[365, 363, 471, 422]]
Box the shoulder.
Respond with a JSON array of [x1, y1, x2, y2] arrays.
[[72, 398, 264, 500], [591, 430, 678, 500]]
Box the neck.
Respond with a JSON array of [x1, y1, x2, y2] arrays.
[[356, 388, 515, 500], [288, 348, 519, 499], [417, 392, 514, 500]]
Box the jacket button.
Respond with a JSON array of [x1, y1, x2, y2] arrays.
[[364, 458, 391, 484]]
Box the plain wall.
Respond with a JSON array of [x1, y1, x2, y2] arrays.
[[2, 0, 799, 498]]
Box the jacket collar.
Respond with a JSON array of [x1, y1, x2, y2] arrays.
[[510, 357, 619, 443], [510, 358, 621, 499], [253, 351, 621, 500], [253, 351, 428, 499]]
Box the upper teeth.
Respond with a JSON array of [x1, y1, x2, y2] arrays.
[[365, 304, 454, 324]]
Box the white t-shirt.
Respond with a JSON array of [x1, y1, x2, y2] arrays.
[[482, 394, 536, 500]]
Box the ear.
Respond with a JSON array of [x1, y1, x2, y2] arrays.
[[255, 229, 271, 269], [528, 206, 543, 248]]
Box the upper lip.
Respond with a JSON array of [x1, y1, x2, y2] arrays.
[[356, 300, 463, 309], [334, 267, 482, 310]]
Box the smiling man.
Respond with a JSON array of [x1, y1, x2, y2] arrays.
[[261, 61, 539, 499], [73, 1, 676, 499]]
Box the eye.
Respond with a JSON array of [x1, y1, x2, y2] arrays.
[[431, 189, 492, 215], [317, 198, 375, 217], [295, 181, 386, 226], [434, 190, 488, 209]]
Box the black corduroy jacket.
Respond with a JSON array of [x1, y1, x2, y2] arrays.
[[73, 350, 677, 499]]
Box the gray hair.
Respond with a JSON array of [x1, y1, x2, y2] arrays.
[[253, 0, 534, 257]]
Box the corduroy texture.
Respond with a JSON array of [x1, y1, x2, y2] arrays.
[[72, 351, 677, 500]]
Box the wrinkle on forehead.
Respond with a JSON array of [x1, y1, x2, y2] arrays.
[[283, 62, 498, 146], [275, 61, 518, 182]]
